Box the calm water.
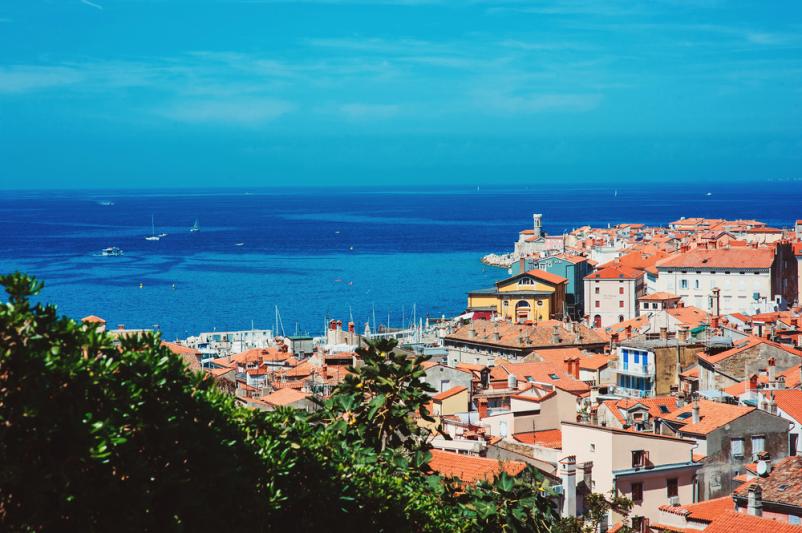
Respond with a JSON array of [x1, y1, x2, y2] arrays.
[[1, 183, 800, 339]]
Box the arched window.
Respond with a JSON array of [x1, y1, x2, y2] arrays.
[[618, 315, 625, 323], [593, 315, 602, 328]]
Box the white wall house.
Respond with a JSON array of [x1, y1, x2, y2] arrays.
[[584, 266, 645, 329], [655, 248, 778, 315]]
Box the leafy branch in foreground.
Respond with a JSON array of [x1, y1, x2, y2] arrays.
[[0, 272, 560, 532]]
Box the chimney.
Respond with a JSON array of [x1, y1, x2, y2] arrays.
[[712, 287, 721, 317], [678, 325, 689, 343], [625, 325, 633, 338], [749, 374, 759, 393], [611, 332, 620, 349], [768, 391, 777, 415], [468, 324, 477, 339], [710, 316, 719, 330], [660, 326, 668, 341], [559, 455, 577, 517], [744, 325, 753, 335], [747, 485, 763, 517], [552, 324, 561, 344], [768, 357, 776, 384], [507, 373, 518, 390], [582, 461, 593, 492], [567, 358, 580, 379], [691, 398, 700, 424], [477, 398, 488, 419], [493, 324, 501, 342]]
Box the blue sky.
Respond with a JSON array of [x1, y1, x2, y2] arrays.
[[1, 0, 801, 188]]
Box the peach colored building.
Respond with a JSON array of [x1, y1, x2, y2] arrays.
[[560, 421, 700, 527]]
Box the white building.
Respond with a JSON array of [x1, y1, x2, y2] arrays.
[[654, 247, 784, 315], [584, 265, 645, 329]]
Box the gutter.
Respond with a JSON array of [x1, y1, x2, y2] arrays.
[[612, 461, 702, 479]]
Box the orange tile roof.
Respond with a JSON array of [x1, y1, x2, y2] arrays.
[[162, 341, 202, 371], [733, 456, 802, 508], [772, 389, 802, 422], [427, 449, 526, 483], [658, 496, 734, 523], [259, 388, 309, 407], [657, 247, 775, 270], [667, 306, 710, 327], [512, 429, 562, 448], [522, 269, 568, 285], [585, 265, 644, 280], [432, 386, 467, 402], [447, 319, 607, 350], [578, 354, 611, 370], [493, 361, 590, 395], [81, 315, 106, 324], [639, 292, 682, 301], [455, 362, 488, 372], [530, 347, 583, 365], [704, 512, 802, 533], [663, 399, 753, 436]]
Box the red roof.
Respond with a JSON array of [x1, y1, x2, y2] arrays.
[[260, 388, 309, 407], [512, 429, 562, 448], [657, 247, 775, 270], [773, 389, 802, 422], [427, 449, 526, 483], [432, 386, 467, 402], [698, 337, 802, 365], [523, 269, 568, 285], [585, 265, 643, 280], [659, 496, 734, 523], [81, 315, 106, 324], [704, 512, 802, 533], [663, 399, 753, 436]]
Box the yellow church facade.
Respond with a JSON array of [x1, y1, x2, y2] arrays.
[[467, 269, 567, 323]]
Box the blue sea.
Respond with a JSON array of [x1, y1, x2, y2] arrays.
[[1, 183, 801, 339]]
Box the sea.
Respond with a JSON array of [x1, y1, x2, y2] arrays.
[[2, 182, 801, 340]]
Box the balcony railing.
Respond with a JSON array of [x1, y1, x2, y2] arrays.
[[617, 363, 655, 377]]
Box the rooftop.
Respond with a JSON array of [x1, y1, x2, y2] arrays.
[[704, 511, 802, 533], [657, 247, 775, 270], [427, 449, 526, 483], [663, 399, 753, 436]]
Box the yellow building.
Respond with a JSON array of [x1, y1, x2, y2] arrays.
[[467, 269, 567, 323], [432, 386, 469, 416]]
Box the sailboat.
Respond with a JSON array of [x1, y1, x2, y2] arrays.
[[190, 218, 200, 233], [145, 215, 160, 241]]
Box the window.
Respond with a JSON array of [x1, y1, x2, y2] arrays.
[[632, 450, 649, 468], [619, 315, 625, 322], [694, 280, 700, 289], [590, 443, 595, 452], [631, 483, 643, 502], [752, 435, 765, 455], [731, 437, 744, 458], [680, 279, 688, 289], [619, 300, 624, 308], [652, 303, 658, 309], [502, 300, 509, 307], [619, 287, 625, 295], [667, 478, 678, 498], [595, 287, 600, 295], [595, 301, 600, 308]]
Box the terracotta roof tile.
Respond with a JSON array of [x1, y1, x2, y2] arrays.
[[523, 269, 569, 285], [663, 399, 753, 436], [773, 389, 802, 422], [585, 265, 644, 280], [432, 386, 467, 401], [259, 388, 309, 407], [658, 496, 734, 523], [427, 449, 526, 483], [657, 247, 775, 270], [704, 511, 802, 533], [81, 315, 106, 324], [512, 429, 562, 448], [734, 456, 802, 508]]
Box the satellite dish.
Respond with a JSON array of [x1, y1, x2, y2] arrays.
[[757, 461, 769, 476]]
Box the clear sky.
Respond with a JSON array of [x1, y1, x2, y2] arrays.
[[1, 0, 801, 189]]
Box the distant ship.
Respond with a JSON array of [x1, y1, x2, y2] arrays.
[[190, 219, 200, 232], [145, 215, 160, 241], [98, 201, 115, 206], [234, 242, 244, 247], [706, 192, 713, 196], [100, 246, 124, 256]]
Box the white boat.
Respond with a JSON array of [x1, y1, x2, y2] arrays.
[[190, 219, 200, 232], [101, 246, 124, 256], [98, 201, 114, 206], [145, 215, 160, 241], [234, 242, 245, 247]]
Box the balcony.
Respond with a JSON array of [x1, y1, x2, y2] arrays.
[[617, 363, 655, 377]]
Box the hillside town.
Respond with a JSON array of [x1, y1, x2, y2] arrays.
[[84, 214, 802, 532]]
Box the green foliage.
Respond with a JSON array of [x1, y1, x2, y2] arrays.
[[553, 492, 634, 533], [0, 272, 560, 532], [317, 337, 436, 452]]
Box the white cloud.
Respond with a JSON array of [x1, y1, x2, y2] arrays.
[[156, 98, 295, 124], [0, 66, 82, 93]]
